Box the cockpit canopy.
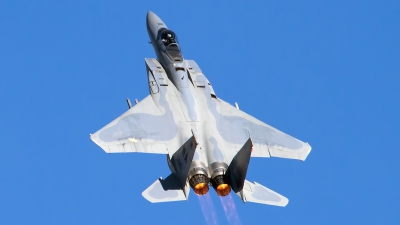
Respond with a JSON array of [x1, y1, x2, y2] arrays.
[[157, 28, 183, 62], [159, 29, 179, 46]]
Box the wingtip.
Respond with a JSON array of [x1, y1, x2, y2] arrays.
[[281, 196, 289, 207], [299, 142, 312, 161]]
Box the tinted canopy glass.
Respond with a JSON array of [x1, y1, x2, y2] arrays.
[[157, 28, 183, 61], [159, 29, 179, 46]]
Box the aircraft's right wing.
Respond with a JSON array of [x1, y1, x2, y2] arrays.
[[90, 95, 185, 154], [216, 99, 312, 161]]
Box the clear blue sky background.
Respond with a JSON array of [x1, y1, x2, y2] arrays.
[[1, 1, 399, 224]]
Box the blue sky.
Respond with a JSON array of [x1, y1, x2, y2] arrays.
[[1, 1, 399, 224]]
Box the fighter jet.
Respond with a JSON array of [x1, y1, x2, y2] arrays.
[[90, 11, 312, 206]]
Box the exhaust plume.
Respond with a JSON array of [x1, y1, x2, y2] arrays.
[[198, 193, 218, 225], [220, 194, 241, 225]]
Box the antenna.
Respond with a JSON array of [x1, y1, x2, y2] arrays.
[[126, 98, 133, 109]]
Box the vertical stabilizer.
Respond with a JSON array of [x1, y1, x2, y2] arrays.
[[225, 137, 253, 201], [169, 133, 198, 197]]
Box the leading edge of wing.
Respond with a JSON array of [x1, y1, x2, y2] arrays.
[[90, 95, 178, 154], [216, 98, 312, 161]]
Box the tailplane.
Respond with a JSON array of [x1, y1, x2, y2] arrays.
[[142, 173, 187, 203], [227, 137, 289, 206], [142, 133, 198, 203], [238, 180, 289, 206]]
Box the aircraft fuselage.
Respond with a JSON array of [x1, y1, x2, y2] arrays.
[[146, 11, 232, 196]]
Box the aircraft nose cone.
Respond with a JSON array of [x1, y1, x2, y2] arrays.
[[146, 11, 164, 28], [146, 11, 154, 25], [146, 11, 167, 41]]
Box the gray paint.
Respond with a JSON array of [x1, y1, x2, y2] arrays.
[[178, 87, 198, 121], [148, 181, 179, 199], [91, 11, 311, 206], [251, 186, 282, 202], [226, 138, 252, 193], [98, 84, 178, 142], [98, 112, 177, 142], [210, 137, 224, 162]]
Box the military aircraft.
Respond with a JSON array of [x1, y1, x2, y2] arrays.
[[90, 11, 312, 206]]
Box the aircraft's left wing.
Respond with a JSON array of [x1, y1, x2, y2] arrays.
[[90, 95, 183, 154], [216, 98, 312, 161], [184, 59, 311, 161]]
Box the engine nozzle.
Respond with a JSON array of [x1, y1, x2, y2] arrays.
[[189, 174, 209, 195], [188, 162, 210, 196], [211, 175, 231, 196]]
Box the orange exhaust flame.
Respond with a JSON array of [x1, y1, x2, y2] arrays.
[[194, 182, 209, 195], [190, 174, 209, 195], [216, 183, 231, 196]]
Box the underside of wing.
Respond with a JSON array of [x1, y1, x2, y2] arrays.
[[90, 95, 181, 154], [216, 98, 312, 161]]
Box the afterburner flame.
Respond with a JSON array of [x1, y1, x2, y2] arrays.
[[194, 182, 209, 195], [216, 183, 231, 196], [189, 174, 210, 195], [195, 182, 207, 189]]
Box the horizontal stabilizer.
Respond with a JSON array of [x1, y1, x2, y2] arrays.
[[142, 173, 187, 203], [239, 180, 288, 207]]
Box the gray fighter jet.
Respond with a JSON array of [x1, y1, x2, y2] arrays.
[[90, 11, 312, 206]]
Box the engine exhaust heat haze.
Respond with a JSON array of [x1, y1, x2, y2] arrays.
[[198, 193, 218, 225], [220, 194, 241, 225]]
